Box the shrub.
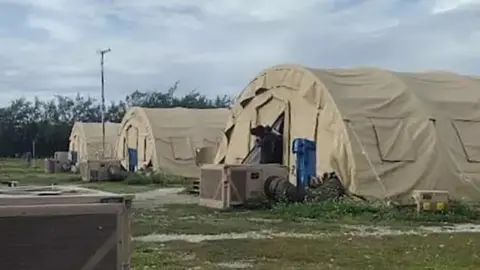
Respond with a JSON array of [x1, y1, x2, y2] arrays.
[[125, 173, 152, 185], [150, 171, 185, 186], [124, 170, 186, 187], [270, 198, 480, 224]]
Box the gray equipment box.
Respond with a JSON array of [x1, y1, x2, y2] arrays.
[[79, 159, 122, 182], [0, 185, 133, 270]]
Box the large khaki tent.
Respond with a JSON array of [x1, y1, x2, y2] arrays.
[[116, 107, 229, 178], [69, 122, 121, 163], [214, 64, 480, 202]]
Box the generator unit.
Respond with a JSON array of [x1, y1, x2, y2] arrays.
[[79, 159, 123, 182], [195, 146, 217, 167], [199, 163, 289, 209], [54, 151, 69, 163], [0, 185, 133, 270], [412, 190, 449, 212], [44, 158, 56, 173]]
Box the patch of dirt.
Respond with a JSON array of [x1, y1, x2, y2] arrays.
[[216, 261, 254, 269], [135, 223, 480, 243], [135, 230, 274, 243], [246, 217, 282, 223], [132, 188, 198, 208], [342, 223, 480, 236]]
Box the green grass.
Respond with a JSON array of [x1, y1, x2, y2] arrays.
[[133, 202, 480, 236], [130, 202, 480, 269], [0, 158, 182, 194], [3, 158, 480, 269], [271, 199, 480, 225], [132, 200, 480, 237], [133, 233, 480, 269], [124, 170, 189, 188], [132, 204, 344, 236]]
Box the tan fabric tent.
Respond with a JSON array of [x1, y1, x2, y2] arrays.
[[214, 64, 480, 202], [69, 122, 121, 163], [116, 107, 229, 178]]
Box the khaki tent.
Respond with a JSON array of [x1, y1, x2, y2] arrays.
[[69, 122, 121, 163], [214, 64, 480, 202], [116, 107, 229, 178]]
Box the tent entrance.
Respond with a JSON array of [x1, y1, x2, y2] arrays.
[[242, 113, 284, 164], [127, 148, 138, 172]]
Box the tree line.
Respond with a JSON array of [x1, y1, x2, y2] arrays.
[[0, 82, 233, 157]]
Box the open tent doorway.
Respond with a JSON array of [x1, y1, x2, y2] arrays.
[[242, 113, 285, 165]]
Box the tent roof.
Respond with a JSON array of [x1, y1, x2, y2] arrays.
[[121, 107, 230, 138], [235, 65, 480, 121], [70, 122, 121, 141]]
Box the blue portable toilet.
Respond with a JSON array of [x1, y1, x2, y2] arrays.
[[292, 138, 316, 196], [69, 151, 78, 164], [127, 148, 138, 172]]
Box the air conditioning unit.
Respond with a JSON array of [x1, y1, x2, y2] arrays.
[[195, 146, 217, 167], [44, 158, 56, 173], [80, 159, 122, 182], [90, 169, 101, 181], [199, 164, 289, 209], [0, 185, 133, 270], [54, 151, 69, 163]]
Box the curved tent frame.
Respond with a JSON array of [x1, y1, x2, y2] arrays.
[[116, 107, 229, 178], [214, 64, 480, 202], [68, 122, 121, 163]]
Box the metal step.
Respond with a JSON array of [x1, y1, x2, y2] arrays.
[[188, 179, 200, 195]]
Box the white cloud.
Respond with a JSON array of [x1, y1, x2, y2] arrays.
[[432, 0, 480, 14], [0, 0, 479, 106], [26, 17, 80, 42]]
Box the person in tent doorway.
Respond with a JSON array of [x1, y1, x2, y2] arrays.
[[250, 125, 283, 164]]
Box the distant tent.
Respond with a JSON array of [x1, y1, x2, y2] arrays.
[[116, 107, 229, 178], [214, 64, 480, 203], [69, 122, 121, 163]]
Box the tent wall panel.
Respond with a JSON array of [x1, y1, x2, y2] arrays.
[[452, 120, 480, 162]]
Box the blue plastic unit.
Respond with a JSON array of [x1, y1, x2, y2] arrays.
[[70, 151, 78, 164], [127, 148, 138, 172], [292, 138, 316, 194]]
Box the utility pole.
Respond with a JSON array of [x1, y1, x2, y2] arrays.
[[98, 48, 111, 159]]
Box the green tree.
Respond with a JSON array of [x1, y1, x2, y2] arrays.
[[0, 82, 233, 157]]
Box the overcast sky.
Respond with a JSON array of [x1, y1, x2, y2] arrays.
[[0, 0, 479, 106]]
